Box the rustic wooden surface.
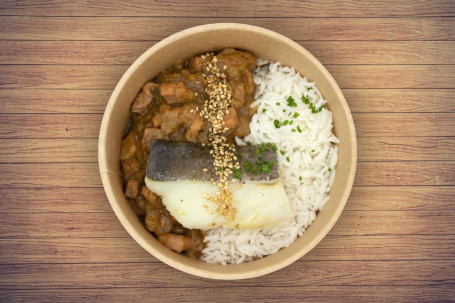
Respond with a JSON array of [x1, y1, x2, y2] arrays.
[[1, 1, 454, 302]]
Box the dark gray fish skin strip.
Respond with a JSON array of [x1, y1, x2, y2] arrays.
[[146, 139, 279, 183]]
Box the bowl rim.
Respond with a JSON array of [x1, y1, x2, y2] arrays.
[[99, 23, 357, 280]]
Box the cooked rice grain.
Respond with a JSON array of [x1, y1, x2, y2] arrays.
[[201, 60, 339, 264]]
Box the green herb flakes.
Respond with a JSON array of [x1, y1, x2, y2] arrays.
[[286, 96, 297, 108]]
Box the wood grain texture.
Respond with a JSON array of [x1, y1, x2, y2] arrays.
[[0, 187, 111, 213], [2, 41, 455, 65], [1, 136, 454, 164], [1, 1, 454, 301], [0, 161, 454, 189], [2, 89, 454, 114], [0, 261, 454, 288], [343, 89, 455, 113], [1, 210, 454, 239], [2, 64, 455, 90], [0, 185, 455, 214], [1, 113, 454, 139], [1, 286, 454, 303], [1, 0, 454, 17], [0, 139, 99, 163], [1, 186, 453, 214], [2, 235, 454, 264], [345, 186, 455, 211], [1, 17, 454, 41], [0, 89, 110, 114]]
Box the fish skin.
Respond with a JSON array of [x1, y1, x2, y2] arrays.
[[146, 139, 278, 183]]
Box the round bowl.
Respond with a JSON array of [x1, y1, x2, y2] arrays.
[[99, 23, 357, 280]]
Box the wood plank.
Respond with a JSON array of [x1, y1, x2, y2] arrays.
[[1, 136, 454, 164], [0, 17, 453, 41], [1, 113, 453, 139], [2, 89, 453, 114], [0, 114, 102, 139], [1, 186, 452, 214], [1, 185, 453, 214], [352, 113, 455, 137], [0, 139, 98, 163], [0, 163, 103, 188], [0, 0, 453, 17], [2, 41, 455, 65], [2, 65, 454, 90], [0, 187, 111, 213], [357, 137, 455, 161], [326, 65, 455, 89], [353, 161, 455, 186], [0, 210, 454, 238], [0, 161, 453, 189], [0, 41, 152, 65], [0, 89, 110, 114], [0, 65, 126, 90], [345, 186, 455, 211], [1, 235, 454, 264], [0, 260, 453, 288], [343, 89, 455, 113], [1, 286, 453, 303], [302, 41, 455, 65]]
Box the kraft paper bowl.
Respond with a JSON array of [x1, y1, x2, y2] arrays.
[[99, 23, 357, 280]]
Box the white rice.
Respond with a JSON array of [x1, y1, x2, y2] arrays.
[[201, 60, 339, 264]]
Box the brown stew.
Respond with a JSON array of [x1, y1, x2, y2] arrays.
[[120, 48, 257, 258]]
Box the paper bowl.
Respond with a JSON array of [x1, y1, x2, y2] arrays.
[[99, 23, 357, 279]]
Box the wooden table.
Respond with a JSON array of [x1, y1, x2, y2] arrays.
[[1, 1, 454, 302]]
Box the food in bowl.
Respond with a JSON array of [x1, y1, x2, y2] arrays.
[[120, 47, 338, 264]]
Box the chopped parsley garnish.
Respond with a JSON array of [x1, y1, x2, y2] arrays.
[[311, 149, 315, 152], [274, 119, 281, 128], [276, 102, 281, 106], [216, 166, 222, 171], [283, 120, 289, 126], [297, 125, 302, 133], [307, 87, 312, 91], [301, 95, 325, 114], [291, 129, 296, 132], [286, 96, 297, 108], [301, 95, 310, 104], [262, 108, 267, 113], [293, 112, 300, 118], [238, 152, 243, 158], [232, 167, 242, 179], [235, 143, 277, 179], [286, 156, 290, 162], [299, 176, 303, 181], [280, 150, 285, 156], [328, 167, 332, 172]]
